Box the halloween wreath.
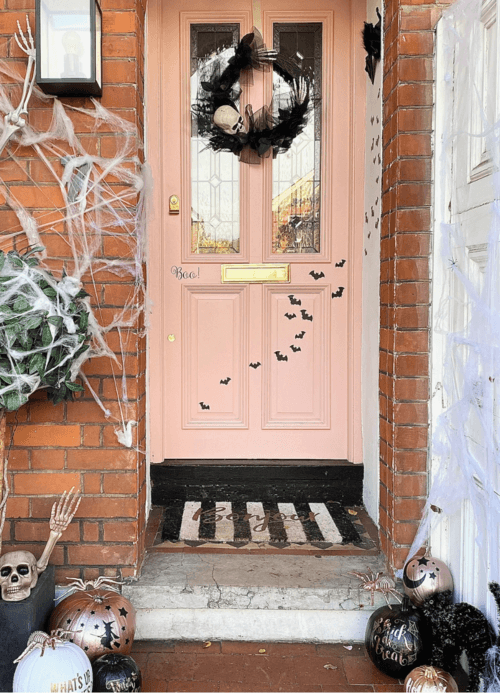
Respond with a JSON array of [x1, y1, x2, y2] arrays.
[[192, 28, 313, 164]]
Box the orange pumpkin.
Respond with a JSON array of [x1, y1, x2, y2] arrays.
[[49, 578, 136, 662], [404, 665, 459, 692]]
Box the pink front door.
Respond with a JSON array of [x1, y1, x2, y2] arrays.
[[147, 0, 365, 462]]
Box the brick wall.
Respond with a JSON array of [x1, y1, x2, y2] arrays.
[[380, 0, 454, 569], [0, 0, 147, 582]]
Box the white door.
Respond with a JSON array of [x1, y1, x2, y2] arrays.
[[430, 0, 500, 620]]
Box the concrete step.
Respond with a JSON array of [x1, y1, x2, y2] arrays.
[[123, 552, 400, 643]]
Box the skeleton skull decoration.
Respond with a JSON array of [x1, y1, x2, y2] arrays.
[[0, 551, 38, 601], [213, 105, 247, 135], [0, 488, 80, 601]]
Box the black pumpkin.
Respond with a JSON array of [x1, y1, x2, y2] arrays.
[[92, 654, 141, 692], [365, 596, 429, 678]]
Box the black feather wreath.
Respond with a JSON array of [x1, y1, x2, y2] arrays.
[[362, 7, 382, 84], [192, 28, 313, 163], [422, 589, 494, 692]]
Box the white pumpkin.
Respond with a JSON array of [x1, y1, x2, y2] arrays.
[[13, 633, 93, 693]]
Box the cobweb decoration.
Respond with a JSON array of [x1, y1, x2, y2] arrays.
[[401, 0, 500, 591], [0, 38, 148, 449]]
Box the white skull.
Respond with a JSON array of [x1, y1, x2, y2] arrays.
[[0, 551, 38, 601], [213, 105, 247, 135]]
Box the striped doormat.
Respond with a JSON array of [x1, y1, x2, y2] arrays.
[[156, 500, 376, 552]]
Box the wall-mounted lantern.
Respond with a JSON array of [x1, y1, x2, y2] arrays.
[[35, 0, 102, 97]]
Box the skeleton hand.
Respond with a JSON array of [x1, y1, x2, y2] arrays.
[[292, 77, 309, 105], [49, 487, 81, 535]]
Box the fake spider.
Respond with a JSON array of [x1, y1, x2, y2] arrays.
[[58, 575, 123, 601], [348, 570, 404, 608], [13, 629, 76, 663]]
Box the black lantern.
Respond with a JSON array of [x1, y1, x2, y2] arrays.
[[35, 0, 102, 97]]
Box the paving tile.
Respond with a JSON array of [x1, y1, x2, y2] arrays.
[[218, 684, 272, 692], [175, 641, 222, 654], [266, 642, 319, 656], [316, 643, 366, 657], [220, 642, 278, 655], [132, 639, 176, 652], [372, 685, 405, 692], [141, 677, 170, 692], [280, 655, 347, 687], [274, 686, 323, 692], [167, 680, 220, 692], [322, 686, 376, 692], [146, 652, 197, 682], [343, 656, 403, 686]]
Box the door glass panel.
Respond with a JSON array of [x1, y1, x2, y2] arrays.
[[272, 23, 322, 254], [190, 24, 241, 254]]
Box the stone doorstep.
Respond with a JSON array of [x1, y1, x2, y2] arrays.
[[121, 552, 400, 644]]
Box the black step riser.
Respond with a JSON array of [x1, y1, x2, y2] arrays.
[[151, 464, 363, 506]]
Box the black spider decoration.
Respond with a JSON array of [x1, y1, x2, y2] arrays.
[[421, 589, 494, 692], [193, 28, 313, 163], [362, 8, 382, 84]]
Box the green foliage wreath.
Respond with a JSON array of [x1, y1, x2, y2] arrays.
[[0, 248, 91, 410]]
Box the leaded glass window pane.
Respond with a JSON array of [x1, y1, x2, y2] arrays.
[[190, 24, 241, 254], [272, 23, 322, 254]]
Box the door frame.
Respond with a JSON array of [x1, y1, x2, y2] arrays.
[[146, 0, 367, 465]]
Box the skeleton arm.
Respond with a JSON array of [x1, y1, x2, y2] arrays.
[[0, 17, 36, 157], [37, 488, 81, 574]]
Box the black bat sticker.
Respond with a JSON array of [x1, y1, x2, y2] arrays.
[[295, 331, 306, 339], [309, 270, 325, 281], [284, 312, 296, 320], [274, 351, 288, 362], [335, 259, 346, 268], [290, 345, 301, 352], [288, 294, 302, 306], [220, 377, 231, 385], [332, 287, 345, 298], [301, 309, 313, 321], [249, 362, 261, 369], [199, 402, 210, 410]]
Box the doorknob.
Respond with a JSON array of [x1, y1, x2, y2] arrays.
[[168, 334, 175, 342]]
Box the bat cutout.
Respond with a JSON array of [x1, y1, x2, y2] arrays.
[[274, 351, 288, 362], [309, 270, 325, 281], [290, 344, 301, 352], [295, 331, 306, 339], [284, 312, 297, 320], [249, 362, 261, 369], [288, 294, 302, 305], [220, 377, 231, 385], [362, 8, 382, 84], [335, 259, 346, 268], [199, 402, 210, 410], [300, 309, 313, 321], [332, 286, 345, 298]]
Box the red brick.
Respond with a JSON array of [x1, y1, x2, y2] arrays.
[[103, 59, 137, 84], [393, 401, 428, 424], [103, 521, 137, 542], [68, 544, 136, 565], [397, 108, 433, 132], [392, 521, 419, 545], [394, 330, 429, 353], [13, 472, 80, 495], [102, 35, 137, 57], [13, 425, 81, 447], [396, 259, 429, 281], [394, 282, 429, 304], [75, 497, 138, 518], [102, 11, 137, 33], [397, 32, 434, 56], [394, 426, 428, 449], [31, 449, 65, 469], [7, 449, 29, 470], [395, 354, 429, 377], [83, 522, 100, 542], [103, 472, 137, 494], [394, 378, 428, 400], [393, 450, 428, 473], [83, 568, 101, 581], [393, 497, 426, 522], [396, 83, 433, 108], [398, 134, 432, 157], [396, 183, 431, 207], [395, 306, 429, 328], [394, 473, 427, 497], [83, 426, 101, 447], [67, 449, 137, 470], [84, 472, 102, 494], [28, 400, 65, 423]]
